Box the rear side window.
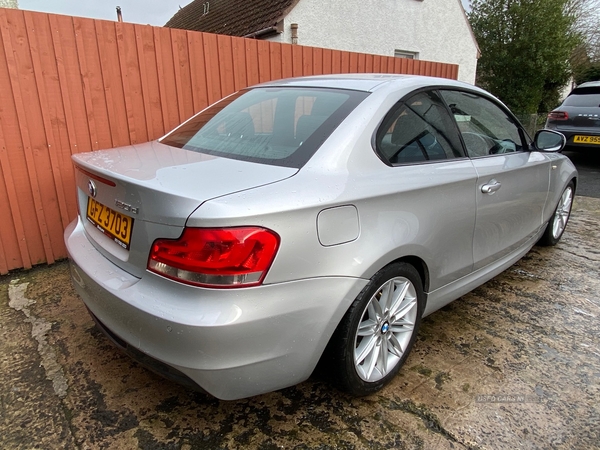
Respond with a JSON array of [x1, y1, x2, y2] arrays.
[[160, 87, 369, 168], [375, 90, 464, 165]]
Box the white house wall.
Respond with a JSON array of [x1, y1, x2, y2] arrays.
[[267, 0, 478, 84]]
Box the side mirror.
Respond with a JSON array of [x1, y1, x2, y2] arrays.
[[533, 129, 566, 152]]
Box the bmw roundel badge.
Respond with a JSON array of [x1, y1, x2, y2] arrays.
[[88, 179, 97, 198]]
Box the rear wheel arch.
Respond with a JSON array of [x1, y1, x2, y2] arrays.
[[363, 254, 430, 294], [392, 255, 429, 295], [320, 260, 426, 395]]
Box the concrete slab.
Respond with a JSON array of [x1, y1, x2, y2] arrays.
[[1, 197, 599, 450]]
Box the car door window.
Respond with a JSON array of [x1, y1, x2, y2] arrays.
[[440, 90, 526, 157], [375, 90, 464, 165]]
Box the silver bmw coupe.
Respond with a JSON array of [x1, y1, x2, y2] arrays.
[[65, 75, 577, 400]]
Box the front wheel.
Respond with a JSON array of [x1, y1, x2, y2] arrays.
[[323, 262, 425, 396], [538, 181, 574, 246]]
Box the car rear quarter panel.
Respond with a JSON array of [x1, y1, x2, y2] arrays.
[[193, 161, 477, 290]]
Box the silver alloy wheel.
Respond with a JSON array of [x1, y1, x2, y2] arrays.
[[552, 186, 573, 239], [353, 276, 418, 382]]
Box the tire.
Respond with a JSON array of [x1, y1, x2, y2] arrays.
[[538, 181, 575, 246], [323, 262, 425, 396]]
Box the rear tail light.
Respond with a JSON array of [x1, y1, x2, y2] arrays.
[[547, 111, 569, 120], [148, 227, 280, 288]]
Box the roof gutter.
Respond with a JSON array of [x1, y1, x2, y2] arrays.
[[243, 20, 283, 39]]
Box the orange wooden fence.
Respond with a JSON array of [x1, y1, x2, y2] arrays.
[[0, 8, 459, 274]]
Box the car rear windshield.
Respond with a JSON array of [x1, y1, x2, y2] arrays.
[[563, 91, 600, 107], [160, 87, 369, 168]]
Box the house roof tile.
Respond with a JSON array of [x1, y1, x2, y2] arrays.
[[165, 0, 300, 37]]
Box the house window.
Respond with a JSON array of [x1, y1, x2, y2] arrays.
[[394, 49, 419, 59]]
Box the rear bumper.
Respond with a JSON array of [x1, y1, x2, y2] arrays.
[[65, 217, 367, 400], [86, 306, 207, 392], [547, 126, 600, 148]]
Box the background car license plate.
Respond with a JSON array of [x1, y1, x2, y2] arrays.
[[573, 135, 600, 145], [86, 197, 133, 249]]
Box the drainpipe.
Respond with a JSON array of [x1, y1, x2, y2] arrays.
[[291, 23, 298, 45], [116, 6, 123, 22]]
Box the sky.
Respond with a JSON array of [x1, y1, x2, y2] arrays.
[[18, 0, 183, 26], [18, 0, 473, 27]]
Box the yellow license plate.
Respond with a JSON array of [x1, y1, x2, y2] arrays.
[[86, 197, 133, 249], [573, 135, 600, 145]]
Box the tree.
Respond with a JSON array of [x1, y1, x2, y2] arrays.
[[568, 0, 600, 84], [469, 0, 581, 114], [574, 63, 600, 84]]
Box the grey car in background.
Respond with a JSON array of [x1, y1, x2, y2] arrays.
[[65, 75, 577, 400], [546, 81, 600, 149]]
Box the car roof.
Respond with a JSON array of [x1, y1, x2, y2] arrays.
[[254, 73, 481, 94], [575, 81, 600, 89], [568, 81, 600, 97]]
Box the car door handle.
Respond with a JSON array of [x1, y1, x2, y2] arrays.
[[481, 180, 502, 194]]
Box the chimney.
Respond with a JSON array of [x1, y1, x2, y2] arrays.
[[116, 6, 123, 22]]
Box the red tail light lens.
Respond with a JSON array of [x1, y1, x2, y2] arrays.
[[547, 111, 568, 120], [148, 227, 280, 288]]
